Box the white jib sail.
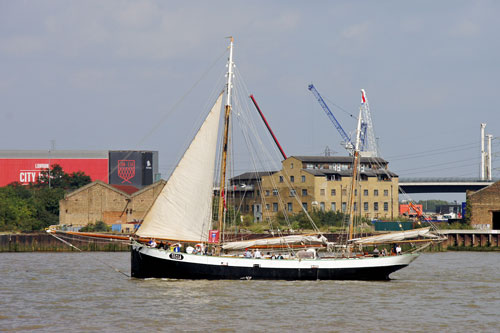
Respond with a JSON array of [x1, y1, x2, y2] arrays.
[[136, 94, 224, 241]]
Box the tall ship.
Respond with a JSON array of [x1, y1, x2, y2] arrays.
[[129, 38, 444, 280]]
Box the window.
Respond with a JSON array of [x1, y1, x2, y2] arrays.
[[354, 189, 357, 196], [279, 176, 284, 183], [302, 202, 308, 210], [353, 202, 357, 212], [384, 189, 389, 196], [256, 190, 260, 197], [265, 190, 270, 196], [331, 189, 336, 196], [364, 202, 368, 211], [302, 189, 308, 196], [245, 205, 250, 212], [384, 202, 389, 211], [342, 202, 347, 212], [331, 202, 336, 211], [287, 202, 293, 212], [272, 189, 278, 196], [320, 202, 325, 211], [273, 203, 278, 212], [290, 176, 295, 183], [301, 175, 306, 182], [374, 202, 379, 211], [342, 189, 347, 196], [290, 189, 297, 197], [290, 163, 294, 169], [266, 204, 270, 211], [364, 189, 368, 196], [374, 189, 379, 196], [320, 189, 325, 196]]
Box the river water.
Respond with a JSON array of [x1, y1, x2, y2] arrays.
[[1, 251, 499, 332]]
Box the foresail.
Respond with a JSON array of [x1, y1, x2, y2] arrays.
[[222, 235, 328, 250], [136, 93, 224, 241], [352, 227, 440, 245]]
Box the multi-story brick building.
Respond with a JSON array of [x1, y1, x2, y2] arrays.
[[230, 156, 399, 222]]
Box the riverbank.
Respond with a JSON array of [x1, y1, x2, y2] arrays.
[[0, 232, 129, 252], [2, 231, 500, 252]]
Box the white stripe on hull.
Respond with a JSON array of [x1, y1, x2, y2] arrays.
[[133, 244, 419, 271]]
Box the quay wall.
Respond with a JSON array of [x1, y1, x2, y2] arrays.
[[0, 232, 130, 252], [1, 231, 499, 252]]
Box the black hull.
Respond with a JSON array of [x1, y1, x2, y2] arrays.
[[131, 248, 408, 281]]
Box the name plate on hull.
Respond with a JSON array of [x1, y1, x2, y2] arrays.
[[169, 253, 184, 260]]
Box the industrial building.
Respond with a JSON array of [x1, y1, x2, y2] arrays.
[[467, 180, 500, 230], [229, 155, 399, 221], [59, 180, 166, 227], [0, 150, 159, 188]]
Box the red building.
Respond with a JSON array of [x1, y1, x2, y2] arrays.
[[399, 203, 423, 217], [0, 150, 158, 188]]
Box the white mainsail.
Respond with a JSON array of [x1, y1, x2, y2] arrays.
[[222, 235, 328, 250], [136, 93, 224, 241], [352, 227, 440, 245]]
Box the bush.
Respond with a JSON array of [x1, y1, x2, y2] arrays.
[[80, 221, 110, 232]]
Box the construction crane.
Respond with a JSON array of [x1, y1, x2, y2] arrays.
[[359, 89, 378, 157], [308, 84, 354, 154], [308, 84, 379, 157]]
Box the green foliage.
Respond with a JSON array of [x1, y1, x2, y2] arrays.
[[212, 197, 242, 226], [274, 209, 350, 231], [464, 198, 472, 223], [37, 164, 91, 190], [415, 199, 452, 212], [80, 221, 110, 232], [437, 221, 473, 230], [0, 165, 92, 232]]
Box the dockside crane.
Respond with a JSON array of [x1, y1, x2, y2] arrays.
[[308, 84, 354, 155], [308, 84, 379, 157]]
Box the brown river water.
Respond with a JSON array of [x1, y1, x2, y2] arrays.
[[1, 251, 499, 332]]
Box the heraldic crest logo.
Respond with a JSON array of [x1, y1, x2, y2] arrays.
[[118, 160, 135, 183]]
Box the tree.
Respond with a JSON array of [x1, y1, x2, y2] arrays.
[[37, 164, 91, 190], [0, 165, 93, 232]]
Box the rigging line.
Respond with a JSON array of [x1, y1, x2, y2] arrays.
[[387, 145, 478, 161], [394, 157, 477, 173], [47, 232, 131, 278], [232, 80, 296, 241], [135, 49, 227, 148], [316, 92, 358, 119], [108, 49, 228, 179], [384, 141, 478, 160]]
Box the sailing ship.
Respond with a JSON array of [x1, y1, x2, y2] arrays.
[[130, 38, 444, 280]]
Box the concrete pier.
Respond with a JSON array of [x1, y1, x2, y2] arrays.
[[440, 230, 500, 248]]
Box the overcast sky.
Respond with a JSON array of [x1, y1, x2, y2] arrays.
[[1, 1, 498, 201]]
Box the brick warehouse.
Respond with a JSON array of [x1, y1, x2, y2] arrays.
[[59, 180, 166, 227], [467, 180, 500, 230]]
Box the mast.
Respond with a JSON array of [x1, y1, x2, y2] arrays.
[[348, 102, 364, 241], [217, 37, 234, 252]]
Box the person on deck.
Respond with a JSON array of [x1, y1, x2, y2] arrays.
[[373, 246, 380, 257], [148, 239, 157, 248], [254, 249, 262, 259], [244, 249, 252, 258], [396, 245, 402, 255]]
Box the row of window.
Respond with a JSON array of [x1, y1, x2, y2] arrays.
[[279, 175, 307, 183], [265, 201, 390, 212], [279, 174, 391, 183], [265, 188, 390, 197]]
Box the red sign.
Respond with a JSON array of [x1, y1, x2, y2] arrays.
[[0, 158, 108, 186], [208, 230, 219, 243], [117, 160, 135, 183]]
